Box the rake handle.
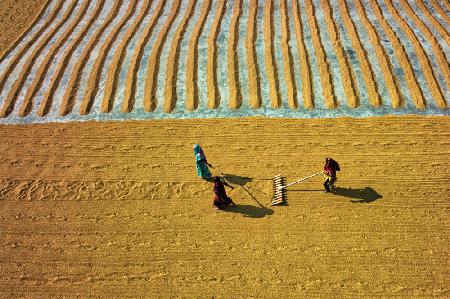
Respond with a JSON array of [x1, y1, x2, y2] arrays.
[[278, 172, 323, 190]]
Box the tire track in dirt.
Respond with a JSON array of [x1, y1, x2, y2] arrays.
[[59, 0, 122, 116], [32, 0, 106, 117], [416, 0, 450, 46], [304, 0, 336, 108], [101, 0, 152, 113], [19, 0, 91, 117], [382, 0, 446, 109], [246, 0, 261, 109], [398, 0, 449, 97], [79, 0, 138, 115], [0, 0, 64, 94], [206, 0, 226, 109], [185, 0, 211, 111], [122, 0, 166, 113], [163, 0, 197, 113], [320, 0, 358, 108], [227, 0, 243, 109], [338, 0, 381, 107], [280, 0, 297, 109], [142, 0, 181, 112], [263, 0, 281, 108], [0, 0, 53, 64], [0, 0, 78, 118], [353, 0, 402, 109], [291, 0, 313, 109]]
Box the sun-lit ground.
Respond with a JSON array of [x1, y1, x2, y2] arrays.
[[0, 1, 449, 297]]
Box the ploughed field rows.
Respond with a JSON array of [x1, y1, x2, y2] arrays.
[[0, 0, 449, 120]]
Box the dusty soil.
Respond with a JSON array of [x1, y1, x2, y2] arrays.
[[0, 0, 47, 57], [0, 116, 449, 297]]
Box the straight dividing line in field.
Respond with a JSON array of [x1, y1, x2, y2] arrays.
[[122, 0, 167, 113], [0, 0, 63, 95], [79, 0, 138, 115], [338, 0, 381, 108], [304, 0, 336, 109], [246, 0, 261, 109], [227, 0, 243, 110], [185, 0, 212, 111], [388, 0, 448, 108], [415, 0, 450, 47], [0, 0, 79, 119], [291, 0, 313, 109], [59, 0, 123, 116], [321, 0, 359, 108], [163, 0, 197, 113], [279, 0, 298, 109], [143, 0, 182, 112], [206, 0, 226, 109], [101, 0, 152, 114], [28, 0, 105, 117], [0, 0, 54, 64], [352, 0, 403, 109], [264, 0, 282, 108]]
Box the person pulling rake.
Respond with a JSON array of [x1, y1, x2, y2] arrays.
[[272, 157, 340, 205]]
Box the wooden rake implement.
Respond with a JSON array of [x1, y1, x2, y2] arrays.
[[272, 172, 323, 205]]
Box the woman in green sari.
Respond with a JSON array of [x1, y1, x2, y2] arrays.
[[194, 144, 212, 179]]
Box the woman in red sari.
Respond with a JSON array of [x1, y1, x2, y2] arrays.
[[213, 176, 235, 209]]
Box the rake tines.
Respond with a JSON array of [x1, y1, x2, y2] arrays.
[[272, 174, 286, 206]]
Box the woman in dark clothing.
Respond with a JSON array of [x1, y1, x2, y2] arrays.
[[213, 176, 235, 209], [323, 157, 340, 192]]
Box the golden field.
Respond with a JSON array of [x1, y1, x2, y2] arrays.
[[1, 0, 449, 298]]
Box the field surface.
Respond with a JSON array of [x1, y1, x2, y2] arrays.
[[0, 116, 449, 297]]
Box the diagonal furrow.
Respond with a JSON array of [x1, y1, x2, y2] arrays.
[[0, 0, 53, 64], [291, 0, 313, 109], [338, 0, 381, 107], [246, 0, 261, 109], [398, 0, 450, 96], [381, 0, 445, 109], [321, 0, 358, 108], [59, 0, 122, 116], [122, 0, 167, 113], [206, 0, 226, 109], [185, 0, 211, 111], [30, 0, 106, 117], [304, 0, 336, 108], [353, 0, 402, 109], [19, 0, 91, 117], [280, 0, 297, 109], [431, 0, 450, 25], [264, 0, 281, 108], [101, 0, 152, 113], [0, 0, 78, 118], [142, 0, 181, 112], [79, 0, 138, 115], [163, 0, 197, 113], [227, 0, 243, 109], [0, 0, 64, 95], [415, 0, 450, 47], [369, 0, 422, 108]]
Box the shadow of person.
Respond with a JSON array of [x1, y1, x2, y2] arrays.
[[220, 173, 253, 186], [332, 187, 382, 203], [225, 204, 274, 218]]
